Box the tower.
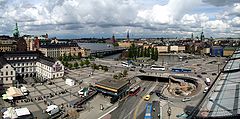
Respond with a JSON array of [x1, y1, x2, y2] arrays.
[[200, 27, 204, 41], [127, 30, 129, 42], [112, 34, 116, 43], [13, 23, 20, 38]]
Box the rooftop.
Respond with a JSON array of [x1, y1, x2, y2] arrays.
[[95, 79, 128, 90], [198, 48, 240, 118]]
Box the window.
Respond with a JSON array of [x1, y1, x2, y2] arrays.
[[6, 66, 8, 69], [11, 77, 13, 80], [11, 71, 13, 75], [6, 71, 8, 76], [6, 78, 8, 81]]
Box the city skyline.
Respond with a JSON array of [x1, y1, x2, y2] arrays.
[[0, 0, 240, 38]]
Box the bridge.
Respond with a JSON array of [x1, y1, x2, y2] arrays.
[[90, 47, 126, 57]]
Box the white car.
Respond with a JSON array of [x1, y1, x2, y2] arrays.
[[181, 97, 191, 102], [203, 87, 209, 93]]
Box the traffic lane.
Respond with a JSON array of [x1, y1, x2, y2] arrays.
[[111, 81, 155, 119], [152, 101, 160, 119]]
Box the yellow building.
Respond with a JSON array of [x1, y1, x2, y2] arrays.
[[38, 43, 90, 58], [118, 42, 132, 48], [156, 46, 168, 53]]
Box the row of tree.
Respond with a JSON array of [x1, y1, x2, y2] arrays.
[[113, 70, 128, 80], [91, 63, 109, 72], [62, 59, 90, 69], [128, 44, 159, 61], [58, 53, 82, 62]]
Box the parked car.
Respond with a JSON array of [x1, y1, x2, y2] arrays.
[[201, 72, 207, 75], [197, 75, 202, 78], [212, 73, 217, 75], [181, 97, 191, 102], [139, 69, 146, 73]]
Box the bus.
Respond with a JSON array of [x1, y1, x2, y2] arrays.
[[171, 68, 191, 73], [205, 78, 211, 86], [144, 102, 153, 119], [129, 85, 141, 96], [121, 61, 130, 67], [151, 65, 166, 71]]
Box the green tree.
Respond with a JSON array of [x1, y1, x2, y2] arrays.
[[150, 47, 155, 60], [58, 56, 63, 61], [113, 74, 118, 79], [63, 53, 67, 61], [154, 48, 159, 61], [102, 66, 108, 72], [85, 59, 90, 66], [68, 63, 73, 69], [65, 61, 69, 67], [80, 60, 84, 67], [68, 53, 72, 61], [118, 73, 123, 79], [123, 70, 128, 77], [140, 47, 143, 57], [147, 47, 151, 57], [74, 62, 79, 69], [113, 42, 119, 47], [144, 47, 147, 57]]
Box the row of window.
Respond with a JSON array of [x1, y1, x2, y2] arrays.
[[0, 77, 14, 81], [13, 62, 36, 67], [1, 71, 14, 76], [6, 56, 37, 61]]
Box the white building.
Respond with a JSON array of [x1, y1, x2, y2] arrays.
[[0, 57, 16, 86], [0, 51, 64, 89]]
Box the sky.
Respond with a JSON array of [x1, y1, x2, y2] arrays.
[[0, 0, 240, 38]]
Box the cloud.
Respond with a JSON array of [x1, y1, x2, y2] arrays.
[[202, 0, 238, 6], [0, 0, 239, 38]]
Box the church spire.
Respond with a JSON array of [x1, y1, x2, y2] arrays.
[[13, 22, 20, 38], [127, 30, 129, 42]]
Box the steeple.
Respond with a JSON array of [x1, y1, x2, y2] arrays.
[[112, 34, 116, 43], [127, 30, 129, 41], [200, 27, 204, 41], [13, 22, 20, 38]]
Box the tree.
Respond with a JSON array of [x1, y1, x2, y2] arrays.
[[65, 61, 69, 67], [58, 56, 63, 61], [80, 60, 84, 67], [85, 59, 90, 66], [144, 47, 147, 57], [68, 63, 73, 69], [68, 53, 72, 61], [74, 62, 79, 69], [63, 53, 67, 61], [147, 47, 151, 57], [150, 47, 155, 60], [118, 73, 123, 79], [102, 66, 108, 72], [123, 70, 128, 77], [113, 42, 119, 47], [140, 47, 143, 57], [113, 74, 118, 79], [154, 48, 159, 61]]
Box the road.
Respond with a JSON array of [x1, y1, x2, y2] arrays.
[[111, 80, 158, 119]]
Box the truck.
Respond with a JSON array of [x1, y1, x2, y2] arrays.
[[46, 105, 59, 116]]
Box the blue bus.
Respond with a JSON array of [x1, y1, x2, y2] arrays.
[[171, 68, 191, 73], [144, 102, 153, 119]]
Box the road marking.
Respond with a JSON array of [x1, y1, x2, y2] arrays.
[[133, 82, 158, 119], [98, 106, 118, 119]]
